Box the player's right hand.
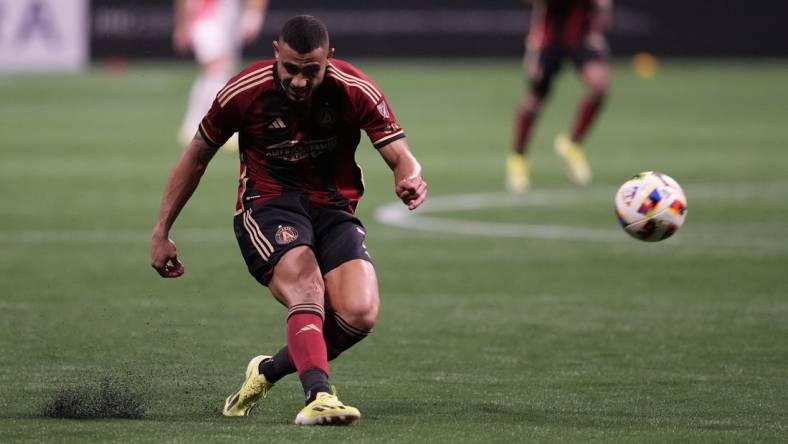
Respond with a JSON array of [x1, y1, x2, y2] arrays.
[[396, 175, 428, 210], [151, 236, 185, 278]]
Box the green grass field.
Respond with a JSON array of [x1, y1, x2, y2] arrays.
[[1, 59, 787, 442]]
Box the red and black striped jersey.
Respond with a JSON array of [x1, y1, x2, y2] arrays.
[[199, 58, 405, 215], [530, 0, 595, 49]]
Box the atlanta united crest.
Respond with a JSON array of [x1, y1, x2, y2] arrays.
[[275, 225, 299, 244], [317, 106, 337, 129], [376, 101, 390, 119]]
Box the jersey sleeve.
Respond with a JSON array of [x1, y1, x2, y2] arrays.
[[198, 84, 243, 148], [333, 64, 405, 149], [358, 94, 406, 149]]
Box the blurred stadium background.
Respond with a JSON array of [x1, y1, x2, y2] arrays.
[[2, 0, 787, 442]]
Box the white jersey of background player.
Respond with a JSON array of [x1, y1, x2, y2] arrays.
[[173, 0, 268, 146]]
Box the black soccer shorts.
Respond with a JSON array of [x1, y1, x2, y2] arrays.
[[528, 34, 610, 98], [233, 193, 372, 286]]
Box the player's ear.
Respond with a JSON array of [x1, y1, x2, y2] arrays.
[[327, 47, 335, 60], [272, 40, 280, 58]]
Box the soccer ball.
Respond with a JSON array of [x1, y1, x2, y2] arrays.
[[614, 171, 687, 241]]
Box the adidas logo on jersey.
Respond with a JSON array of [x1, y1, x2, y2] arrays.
[[268, 117, 286, 129]]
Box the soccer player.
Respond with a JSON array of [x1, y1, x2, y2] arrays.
[[506, 0, 612, 191], [151, 15, 427, 426], [173, 0, 268, 147]]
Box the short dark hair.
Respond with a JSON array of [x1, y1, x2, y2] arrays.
[[279, 15, 329, 53]]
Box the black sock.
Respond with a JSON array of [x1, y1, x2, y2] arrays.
[[259, 347, 296, 384], [299, 368, 330, 404], [324, 312, 370, 360], [257, 313, 370, 383]]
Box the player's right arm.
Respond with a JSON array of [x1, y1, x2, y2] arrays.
[[172, 0, 191, 54], [150, 133, 220, 277], [591, 0, 614, 33]]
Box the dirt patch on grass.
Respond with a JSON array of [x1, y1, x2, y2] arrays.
[[41, 376, 146, 419]]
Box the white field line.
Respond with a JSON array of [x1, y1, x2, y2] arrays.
[[0, 182, 786, 248], [373, 182, 788, 249]]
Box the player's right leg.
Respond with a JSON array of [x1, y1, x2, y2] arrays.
[[508, 44, 561, 192], [286, 211, 375, 425], [271, 259, 373, 425], [268, 247, 360, 426], [223, 354, 275, 416], [222, 245, 331, 418], [228, 196, 319, 418]]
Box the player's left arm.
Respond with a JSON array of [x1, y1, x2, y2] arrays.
[[378, 138, 427, 211], [240, 0, 268, 44], [591, 0, 613, 33]]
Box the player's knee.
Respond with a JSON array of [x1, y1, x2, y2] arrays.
[[521, 95, 544, 114], [337, 297, 379, 332], [589, 80, 609, 100], [530, 77, 553, 100], [585, 72, 610, 99]]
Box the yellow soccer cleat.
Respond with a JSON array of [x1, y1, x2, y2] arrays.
[[222, 355, 274, 417], [506, 153, 531, 193], [554, 134, 592, 186], [294, 391, 361, 426]]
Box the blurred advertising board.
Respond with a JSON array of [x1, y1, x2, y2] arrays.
[[0, 0, 88, 72]]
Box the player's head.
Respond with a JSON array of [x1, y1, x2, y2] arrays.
[[273, 15, 334, 102]]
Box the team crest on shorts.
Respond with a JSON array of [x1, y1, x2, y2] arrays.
[[275, 225, 299, 244]]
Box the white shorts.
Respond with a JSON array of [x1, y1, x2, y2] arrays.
[[189, 0, 241, 64]]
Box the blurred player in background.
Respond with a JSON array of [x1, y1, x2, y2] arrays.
[[173, 0, 268, 147], [151, 15, 427, 425], [506, 0, 612, 191]]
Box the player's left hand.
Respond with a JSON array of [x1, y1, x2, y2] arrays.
[[396, 175, 427, 210]]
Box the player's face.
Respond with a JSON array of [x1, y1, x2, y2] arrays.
[[273, 41, 334, 102]]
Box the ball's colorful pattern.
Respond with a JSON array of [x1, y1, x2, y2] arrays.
[[614, 171, 687, 242]]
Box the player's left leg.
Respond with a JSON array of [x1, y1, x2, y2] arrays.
[[323, 259, 379, 360], [555, 38, 610, 186]]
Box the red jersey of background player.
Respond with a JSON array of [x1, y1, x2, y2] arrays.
[[199, 58, 405, 215], [530, 0, 595, 50]]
